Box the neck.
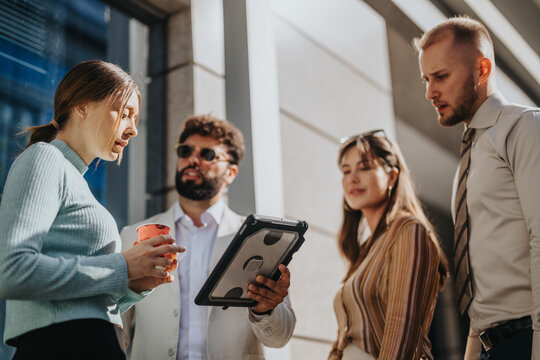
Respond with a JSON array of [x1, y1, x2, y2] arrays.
[[56, 128, 95, 165], [179, 194, 222, 227], [464, 83, 496, 126], [362, 202, 388, 233]]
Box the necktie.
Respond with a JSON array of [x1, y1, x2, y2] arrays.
[[454, 127, 475, 315]]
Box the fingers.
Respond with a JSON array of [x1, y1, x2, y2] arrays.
[[123, 242, 184, 280], [278, 264, 291, 288], [253, 264, 291, 294], [248, 286, 281, 313], [248, 283, 283, 302], [247, 265, 291, 312], [154, 256, 172, 268], [152, 243, 185, 256], [149, 267, 169, 278], [167, 259, 178, 272], [145, 235, 175, 246], [128, 274, 174, 292]]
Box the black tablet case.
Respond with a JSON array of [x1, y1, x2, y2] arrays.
[[195, 214, 308, 308]]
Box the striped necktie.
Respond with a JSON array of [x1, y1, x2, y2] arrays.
[[454, 127, 475, 315]]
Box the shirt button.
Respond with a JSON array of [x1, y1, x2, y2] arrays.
[[168, 348, 175, 356], [173, 309, 179, 317]]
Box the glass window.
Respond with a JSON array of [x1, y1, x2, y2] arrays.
[[0, 0, 114, 203]]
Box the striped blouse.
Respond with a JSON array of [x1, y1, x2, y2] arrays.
[[329, 216, 442, 360]]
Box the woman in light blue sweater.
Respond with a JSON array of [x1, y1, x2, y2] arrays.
[[0, 60, 184, 359]]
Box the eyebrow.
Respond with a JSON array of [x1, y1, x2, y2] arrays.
[[340, 160, 371, 168], [422, 68, 447, 79]]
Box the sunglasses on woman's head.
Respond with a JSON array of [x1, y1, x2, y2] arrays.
[[339, 129, 387, 144], [175, 144, 229, 162]]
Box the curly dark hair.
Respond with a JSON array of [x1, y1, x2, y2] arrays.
[[178, 114, 245, 165]]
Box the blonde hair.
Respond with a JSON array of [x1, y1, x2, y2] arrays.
[[413, 16, 494, 62]]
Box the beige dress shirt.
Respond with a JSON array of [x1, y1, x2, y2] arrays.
[[450, 92, 540, 357]]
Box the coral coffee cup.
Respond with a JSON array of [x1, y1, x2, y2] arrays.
[[136, 224, 177, 272]]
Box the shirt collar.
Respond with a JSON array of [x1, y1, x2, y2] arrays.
[[50, 139, 88, 175], [468, 92, 508, 130], [174, 199, 225, 227]]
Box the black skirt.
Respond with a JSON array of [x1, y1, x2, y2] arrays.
[[13, 318, 126, 360]]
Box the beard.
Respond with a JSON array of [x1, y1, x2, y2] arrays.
[[175, 166, 226, 201], [439, 76, 478, 127]]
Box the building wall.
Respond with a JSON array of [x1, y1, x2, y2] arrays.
[[269, 0, 395, 356], [267, 1, 538, 359]]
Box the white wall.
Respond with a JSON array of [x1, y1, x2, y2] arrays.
[[270, 0, 395, 356]]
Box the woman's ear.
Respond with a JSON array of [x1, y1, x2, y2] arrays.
[[74, 104, 87, 120], [389, 167, 399, 188]]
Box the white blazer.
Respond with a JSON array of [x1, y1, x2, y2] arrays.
[[120, 204, 296, 360]]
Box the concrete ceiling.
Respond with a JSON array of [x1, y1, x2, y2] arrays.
[[490, 0, 540, 59], [431, 0, 540, 105], [364, 0, 540, 158]]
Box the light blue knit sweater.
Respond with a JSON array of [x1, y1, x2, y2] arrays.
[[0, 139, 144, 345]]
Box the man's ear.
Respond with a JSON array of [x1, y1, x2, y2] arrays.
[[477, 57, 492, 85], [224, 164, 239, 185]]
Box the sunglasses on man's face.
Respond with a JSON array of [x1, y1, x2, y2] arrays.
[[339, 129, 387, 144], [175, 144, 229, 162]]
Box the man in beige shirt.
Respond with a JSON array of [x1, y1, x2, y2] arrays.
[[415, 17, 540, 359]]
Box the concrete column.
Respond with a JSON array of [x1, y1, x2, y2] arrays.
[[224, 0, 285, 217], [223, 2, 288, 359], [164, 0, 227, 208]]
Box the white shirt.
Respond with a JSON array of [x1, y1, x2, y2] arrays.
[[174, 200, 224, 360], [450, 93, 540, 350]]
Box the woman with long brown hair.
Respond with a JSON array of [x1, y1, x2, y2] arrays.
[[329, 130, 448, 360], [0, 60, 184, 359]]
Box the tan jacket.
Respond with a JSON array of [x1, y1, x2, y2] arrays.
[[120, 204, 295, 360]]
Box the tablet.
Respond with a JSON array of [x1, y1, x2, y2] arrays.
[[194, 214, 308, 308]]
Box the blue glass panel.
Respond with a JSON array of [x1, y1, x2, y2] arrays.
[[0, 0, 108, 205]]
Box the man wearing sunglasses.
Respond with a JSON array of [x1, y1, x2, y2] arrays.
[[120, 115, 295, 360]]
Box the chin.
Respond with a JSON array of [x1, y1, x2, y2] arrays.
[[102, 152, 119, 162], [439, 112, 464, 127], [345, 200, 364, 211]]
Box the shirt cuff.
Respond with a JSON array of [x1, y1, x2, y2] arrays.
[[249, 307, 272, 322]]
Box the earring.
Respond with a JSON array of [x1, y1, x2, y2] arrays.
[[387, 185, 393, 199]]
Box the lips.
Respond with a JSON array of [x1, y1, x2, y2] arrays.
[[349, 188, 365, 196], [433, 102, 448, 113], [115, 140, 128, 148], [182, 167, 202, 180], [111, 140, 128, 154]]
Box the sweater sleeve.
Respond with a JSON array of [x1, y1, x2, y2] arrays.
[[116, 288, 150, 314], [0, 144, 128, 300], [378, 221, 440, 360]]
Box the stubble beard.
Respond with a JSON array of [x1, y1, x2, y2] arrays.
[[439, 76, 478, 127]]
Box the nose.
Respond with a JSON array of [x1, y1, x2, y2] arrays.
[[425, 81, 438, 101], [123, 117, 138, 139], [187, 150, 201, 166]]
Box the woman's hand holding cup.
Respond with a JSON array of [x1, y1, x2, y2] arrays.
[[122, 224, 184, 281]]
